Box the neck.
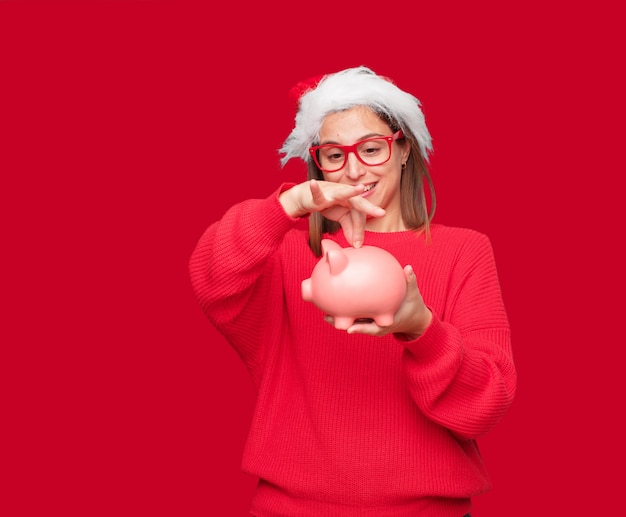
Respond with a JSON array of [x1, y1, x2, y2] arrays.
[[365, 211, 407, 233]]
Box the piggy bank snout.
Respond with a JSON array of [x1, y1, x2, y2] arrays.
[[301, 278, 313, 301]]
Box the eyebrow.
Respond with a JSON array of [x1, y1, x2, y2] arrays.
[[319, 132, 385, 145]]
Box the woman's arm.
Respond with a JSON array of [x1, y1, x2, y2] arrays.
[[400, 233, 516, 440], [189, 183, 301, 367]]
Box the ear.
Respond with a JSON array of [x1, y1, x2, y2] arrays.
[[321, 239, 342, 256], [400, 140, 411, 165], [326, 249, 349, 276]]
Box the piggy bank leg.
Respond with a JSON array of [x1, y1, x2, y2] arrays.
[[334, 316, 355, 331], [374, 313, 395, 327]]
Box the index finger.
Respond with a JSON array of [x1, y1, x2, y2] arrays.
[[310, 180, 366, 209], [348, 193, 386, 218], [348, 208, 366, 248]]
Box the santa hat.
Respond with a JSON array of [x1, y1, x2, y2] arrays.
[[279, 66, 432, 166]]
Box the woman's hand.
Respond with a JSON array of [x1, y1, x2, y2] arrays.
[[279, 179, 385, 248], [324, 265, 433, 339]]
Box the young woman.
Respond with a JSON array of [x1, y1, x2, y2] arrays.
[[189, 66, 516, 517]]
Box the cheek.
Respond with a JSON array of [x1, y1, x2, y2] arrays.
[[322, 173, 342, 183], [381, 168, 403, 191], [382, 161, 402, 179]]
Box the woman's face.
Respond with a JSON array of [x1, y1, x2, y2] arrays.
[[318, 106, 410, 232]]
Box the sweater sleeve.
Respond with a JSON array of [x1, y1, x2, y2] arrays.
[[188, 183, 301, 376], [400, 232, 516, 440]]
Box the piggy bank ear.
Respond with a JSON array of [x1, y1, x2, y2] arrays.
[[321, 239, 342, 256], [326, 249, 349, 275]]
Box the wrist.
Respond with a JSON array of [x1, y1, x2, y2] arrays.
[[279, 185, 307, 218], [395, 308, 433, 342]]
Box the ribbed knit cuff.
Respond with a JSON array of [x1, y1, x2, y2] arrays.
[[251, 182, 305, 244], [397, 312, 462, 364]]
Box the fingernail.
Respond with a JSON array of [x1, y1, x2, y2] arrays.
[[354, 241, 362, 248]]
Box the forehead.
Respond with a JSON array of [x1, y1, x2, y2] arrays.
[[319, 106, 391, 142]]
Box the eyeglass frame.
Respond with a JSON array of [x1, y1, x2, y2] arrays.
[[308, 130, 405, 173]]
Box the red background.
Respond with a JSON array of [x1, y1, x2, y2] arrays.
[[2, 1, 624, 515]]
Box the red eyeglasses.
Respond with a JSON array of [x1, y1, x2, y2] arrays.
[[309, 130, 404, 173]]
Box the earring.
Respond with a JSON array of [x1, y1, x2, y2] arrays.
[[401, 163, 406, 170]]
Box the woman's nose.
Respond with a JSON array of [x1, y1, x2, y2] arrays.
[[343, 152, 366, 180]]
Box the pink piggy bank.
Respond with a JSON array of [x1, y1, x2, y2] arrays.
[[301, 239, 407, 330]]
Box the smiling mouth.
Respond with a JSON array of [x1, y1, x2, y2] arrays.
[[362, 183, 377, 192]]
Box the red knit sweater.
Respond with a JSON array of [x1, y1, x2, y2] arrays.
[[189, 184, 516, 517]]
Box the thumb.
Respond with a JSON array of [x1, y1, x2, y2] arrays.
[[404, 265, 419, 294], [404, 264, 415, 283]]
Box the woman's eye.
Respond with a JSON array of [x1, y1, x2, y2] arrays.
[[363, 146, 381, 155], [324, 150, 344, 162]]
